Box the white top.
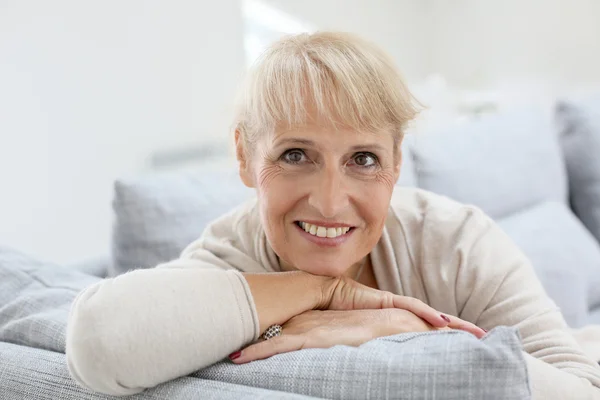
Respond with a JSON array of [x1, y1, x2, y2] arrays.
[[66, 187, 600, 398]]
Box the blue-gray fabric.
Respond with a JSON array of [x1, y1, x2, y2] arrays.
[[557, 96, 600, 245], [0, 341, 312, 400], [195, 328, 530, 400], [0, 246, 531, 400], [497, 202, 600, 326], [111, 167, 255, 276], [409, 108, 568, 219]]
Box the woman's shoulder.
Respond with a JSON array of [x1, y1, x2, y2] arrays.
[[180, 197, 276, 272], [389, 187, 489, 227]]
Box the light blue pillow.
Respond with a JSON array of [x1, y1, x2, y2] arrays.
[[497, 202, 600, 326], [410, 109, 568, 219], [556, 95, 600, 245], [110, 168, 255, 276]]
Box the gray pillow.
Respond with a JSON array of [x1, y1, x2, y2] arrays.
[[0, 246, 99, 353], [0, 341, 310, 400], [497, 201, 600, 326], [197, 327, 530, 400], [111, 167, 255, 276], [410, 109, 568, 219], [556, 96, 600, 245]]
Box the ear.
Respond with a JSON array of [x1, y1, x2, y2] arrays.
[[235, 129, 255, 188]]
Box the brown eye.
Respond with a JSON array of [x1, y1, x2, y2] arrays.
[[282, 149, 306, 164], [353, 152, 377, 167]]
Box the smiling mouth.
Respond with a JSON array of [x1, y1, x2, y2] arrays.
[[294, 221, 355, 238]]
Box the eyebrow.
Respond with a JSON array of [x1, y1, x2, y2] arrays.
[[274, 137, 388, 152]]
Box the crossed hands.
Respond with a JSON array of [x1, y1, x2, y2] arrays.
[[231, 276, 486, 364]]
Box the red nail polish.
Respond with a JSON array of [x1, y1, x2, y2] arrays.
[[440, 314, 451, 323], [229, 351, 242, 360]]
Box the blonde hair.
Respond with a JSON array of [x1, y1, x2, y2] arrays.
[[234, 31, 419, 148]]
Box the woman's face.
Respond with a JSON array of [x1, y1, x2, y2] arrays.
[[237, 124, 401, 277]]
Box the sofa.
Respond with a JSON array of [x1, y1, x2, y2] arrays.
[[2, 94, 600, 399]]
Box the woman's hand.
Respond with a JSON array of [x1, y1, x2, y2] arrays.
[[319, 276, 486, 337], [231, 308, 458, 364]]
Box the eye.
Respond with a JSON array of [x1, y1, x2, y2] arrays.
[[281, 149, 307, 164], [350, 152, 378, 168]]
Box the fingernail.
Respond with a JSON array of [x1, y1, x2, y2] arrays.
[[440, 314, 451, 323], [229, 351, 242, 360], [483, 329, 488, 333]]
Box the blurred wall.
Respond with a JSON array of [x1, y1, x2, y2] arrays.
[[0, 0, 245, 263], [429, 0, 600, 90], [262, 0, 431, 83]]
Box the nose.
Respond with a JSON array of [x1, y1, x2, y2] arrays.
[[307, 164, 350, 218]]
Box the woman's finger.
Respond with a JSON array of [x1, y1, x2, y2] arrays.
[[392, 296, 486, 337], [444, 315, 487, 338], [391, 295, 451, 328], [229, 335, 306, 364]]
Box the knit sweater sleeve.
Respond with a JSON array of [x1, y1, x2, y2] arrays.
[[453, 207, 600, 400], [66, 212, 262, 396]]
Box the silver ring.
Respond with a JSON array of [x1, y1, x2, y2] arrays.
[[261, 324, 282, 340]]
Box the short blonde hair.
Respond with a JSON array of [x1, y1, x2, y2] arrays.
[[234, 31, 419, 148]]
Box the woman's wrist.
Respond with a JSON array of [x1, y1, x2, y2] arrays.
[[243, 271, 338, 333]]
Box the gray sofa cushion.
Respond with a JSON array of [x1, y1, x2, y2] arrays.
[[410, 109, 568, 219], [0, 341, 310, 400], [0, 246, 531, 399], [197, 327, 530, 400], [556, 95, 600, 244], [0, 246, 99, 353], [497, 202, 600, 326], [111, 167, 255, 276]]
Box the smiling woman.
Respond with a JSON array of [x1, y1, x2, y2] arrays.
[[66, 32, 600, 399]]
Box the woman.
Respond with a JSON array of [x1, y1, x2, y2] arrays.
[[66, 32, 600, 398]]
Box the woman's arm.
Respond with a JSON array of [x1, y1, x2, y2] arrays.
[[66, 254, 333, 397], [66, 247, 466, 396], [453, 208, 600, 400]]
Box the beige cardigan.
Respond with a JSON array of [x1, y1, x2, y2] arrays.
[[66, 188, 600, 398]]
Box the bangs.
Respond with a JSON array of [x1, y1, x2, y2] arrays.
[[235, 32, 420, 143]]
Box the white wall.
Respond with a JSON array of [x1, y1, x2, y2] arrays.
[[262, 0, 431, 83], [429, 0, 600, 91], [0, 0, 245, 264]]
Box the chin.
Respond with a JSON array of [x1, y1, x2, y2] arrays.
[[294, 257, 349, 277]]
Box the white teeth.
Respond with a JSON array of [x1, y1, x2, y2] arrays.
[[298, 222, 351, 238]]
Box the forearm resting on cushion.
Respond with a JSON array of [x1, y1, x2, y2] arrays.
[[66, 261, 330, 396]]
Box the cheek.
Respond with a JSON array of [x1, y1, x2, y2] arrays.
[[361, 172, 396, 227], [256, 166, 299, 229]]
